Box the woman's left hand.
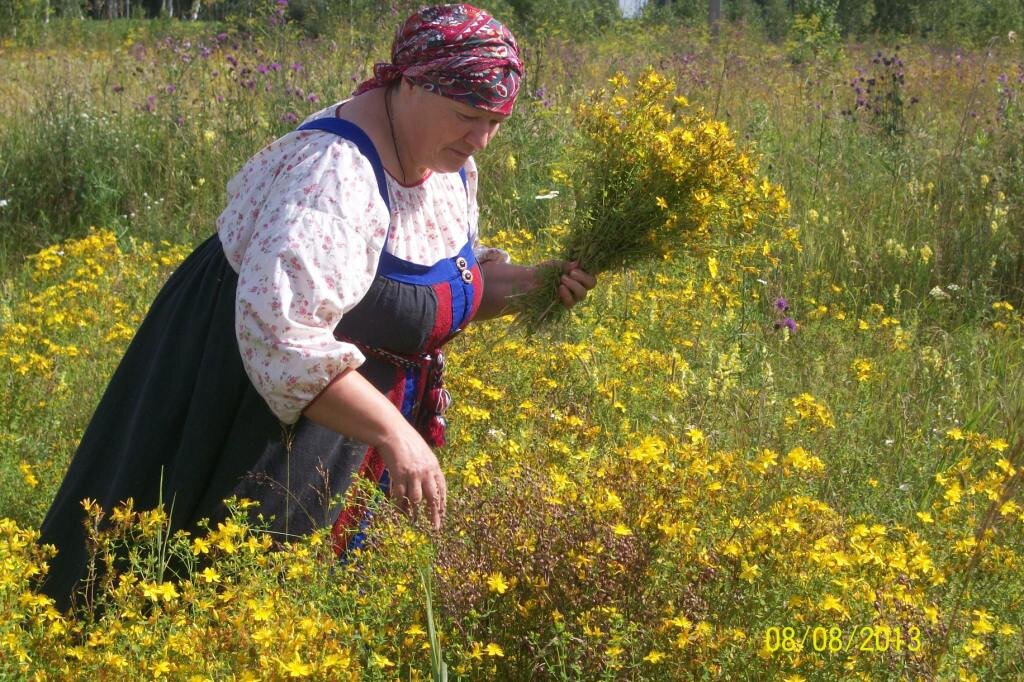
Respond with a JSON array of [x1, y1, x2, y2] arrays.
[[556, 261, 597, 309]]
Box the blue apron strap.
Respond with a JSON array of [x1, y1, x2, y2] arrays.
[[296, 118, 391, 214]]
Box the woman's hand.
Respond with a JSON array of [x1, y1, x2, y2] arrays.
[[555, 260, 597, 309], [475, 259, 598, 320], [304, 369, 446, 530], [375, 424, 447, 529]]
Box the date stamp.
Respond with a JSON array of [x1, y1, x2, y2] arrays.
[[763, 625, 923, 654]]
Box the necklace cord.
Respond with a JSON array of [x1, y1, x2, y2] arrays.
[[385, 84, 409, 184]]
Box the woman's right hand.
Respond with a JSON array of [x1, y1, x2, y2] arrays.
[[304, 368, 446, 530], [376, 422, 447, 530]]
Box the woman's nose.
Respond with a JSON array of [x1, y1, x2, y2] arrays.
[[465, 120, 499, 151]]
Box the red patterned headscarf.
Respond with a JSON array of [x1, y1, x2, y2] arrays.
[[354, 4, 523, 116]]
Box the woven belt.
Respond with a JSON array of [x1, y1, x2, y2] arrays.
[[337, 336, 433, 370]]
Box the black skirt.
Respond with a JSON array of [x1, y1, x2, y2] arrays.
[[38, 234, 366, 611]]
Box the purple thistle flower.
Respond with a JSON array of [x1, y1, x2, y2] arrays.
[[281, 111, 299, 124], [774, 297, 789, 312], [532, 85, 552, 108], [774, 318, 798, 333]]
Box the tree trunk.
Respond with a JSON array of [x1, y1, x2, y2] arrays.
[[709, 0, 721, 36], [191, 0, 200, 20]]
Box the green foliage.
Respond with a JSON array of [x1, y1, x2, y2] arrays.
[[989, 126, 1024, 302], [0, 0, 49, 41], [638, 0, 707, 23], [504, 0, 621, 37], [4, 0, 1024, 47], [784, 2, 843, 63], [912, 0, 1024, 44], [863, 0, 1024, 43], [0, 87, 228, 257], [834, 0, 876, 36], [758, 0, 794, 40]]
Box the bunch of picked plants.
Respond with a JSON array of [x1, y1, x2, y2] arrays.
[[516, 67, 788, 330]]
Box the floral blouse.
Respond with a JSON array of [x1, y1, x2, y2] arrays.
[[216, 102, 507, 424]]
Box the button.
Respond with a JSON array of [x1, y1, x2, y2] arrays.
[[455, 256, 468, 270], [461, 269, 474, 283]]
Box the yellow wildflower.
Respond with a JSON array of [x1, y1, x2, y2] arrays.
[[963, 638, 985, 659], [370, 652, 395, 668], [281, 653, 312, 678], [487, 572, 509, 595]]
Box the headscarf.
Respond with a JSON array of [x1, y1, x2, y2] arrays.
[[354, 4, 523, 116]]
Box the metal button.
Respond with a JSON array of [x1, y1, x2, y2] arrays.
[[455, 256, 468, 270], [461, 269, 474, 283]]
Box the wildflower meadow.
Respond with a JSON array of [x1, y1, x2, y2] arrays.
[[1, 3, 1023, 680]]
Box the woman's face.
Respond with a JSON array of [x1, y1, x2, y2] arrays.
[[400, 81, 509, 175]]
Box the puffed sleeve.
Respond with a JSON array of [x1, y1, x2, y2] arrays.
[[464, 156, 511, 265], [232, 136, 391, 424]]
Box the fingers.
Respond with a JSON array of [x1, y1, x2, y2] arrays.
[[389, 468, 447, 531], [432, 472, 447, 520], [421, 471, 446, 528], [557, 261, 597, 308], [559, 275, 589, 303], [570, 265, 597, 290], [406, 479, 423, 521], [426, 492, 442, 531]]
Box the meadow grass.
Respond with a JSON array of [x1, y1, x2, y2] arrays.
[[0, 16, 1022, 681]]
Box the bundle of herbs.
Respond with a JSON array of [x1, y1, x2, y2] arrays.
[[515, 68, 788, 331]]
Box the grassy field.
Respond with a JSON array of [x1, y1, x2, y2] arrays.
[[1, 14, 1023, 681]]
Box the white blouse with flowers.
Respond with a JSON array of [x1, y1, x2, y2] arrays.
[[216, 102, 508, 425]]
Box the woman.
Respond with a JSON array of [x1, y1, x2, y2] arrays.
[[38, 4, 596, 611]]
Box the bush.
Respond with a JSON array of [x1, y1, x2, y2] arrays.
[[1, 0, 48, 41], [504, 0, 620, 37], [785, 10, 843, 63]]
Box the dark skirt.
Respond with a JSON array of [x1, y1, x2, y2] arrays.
[[38, 234, 366, 611]]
